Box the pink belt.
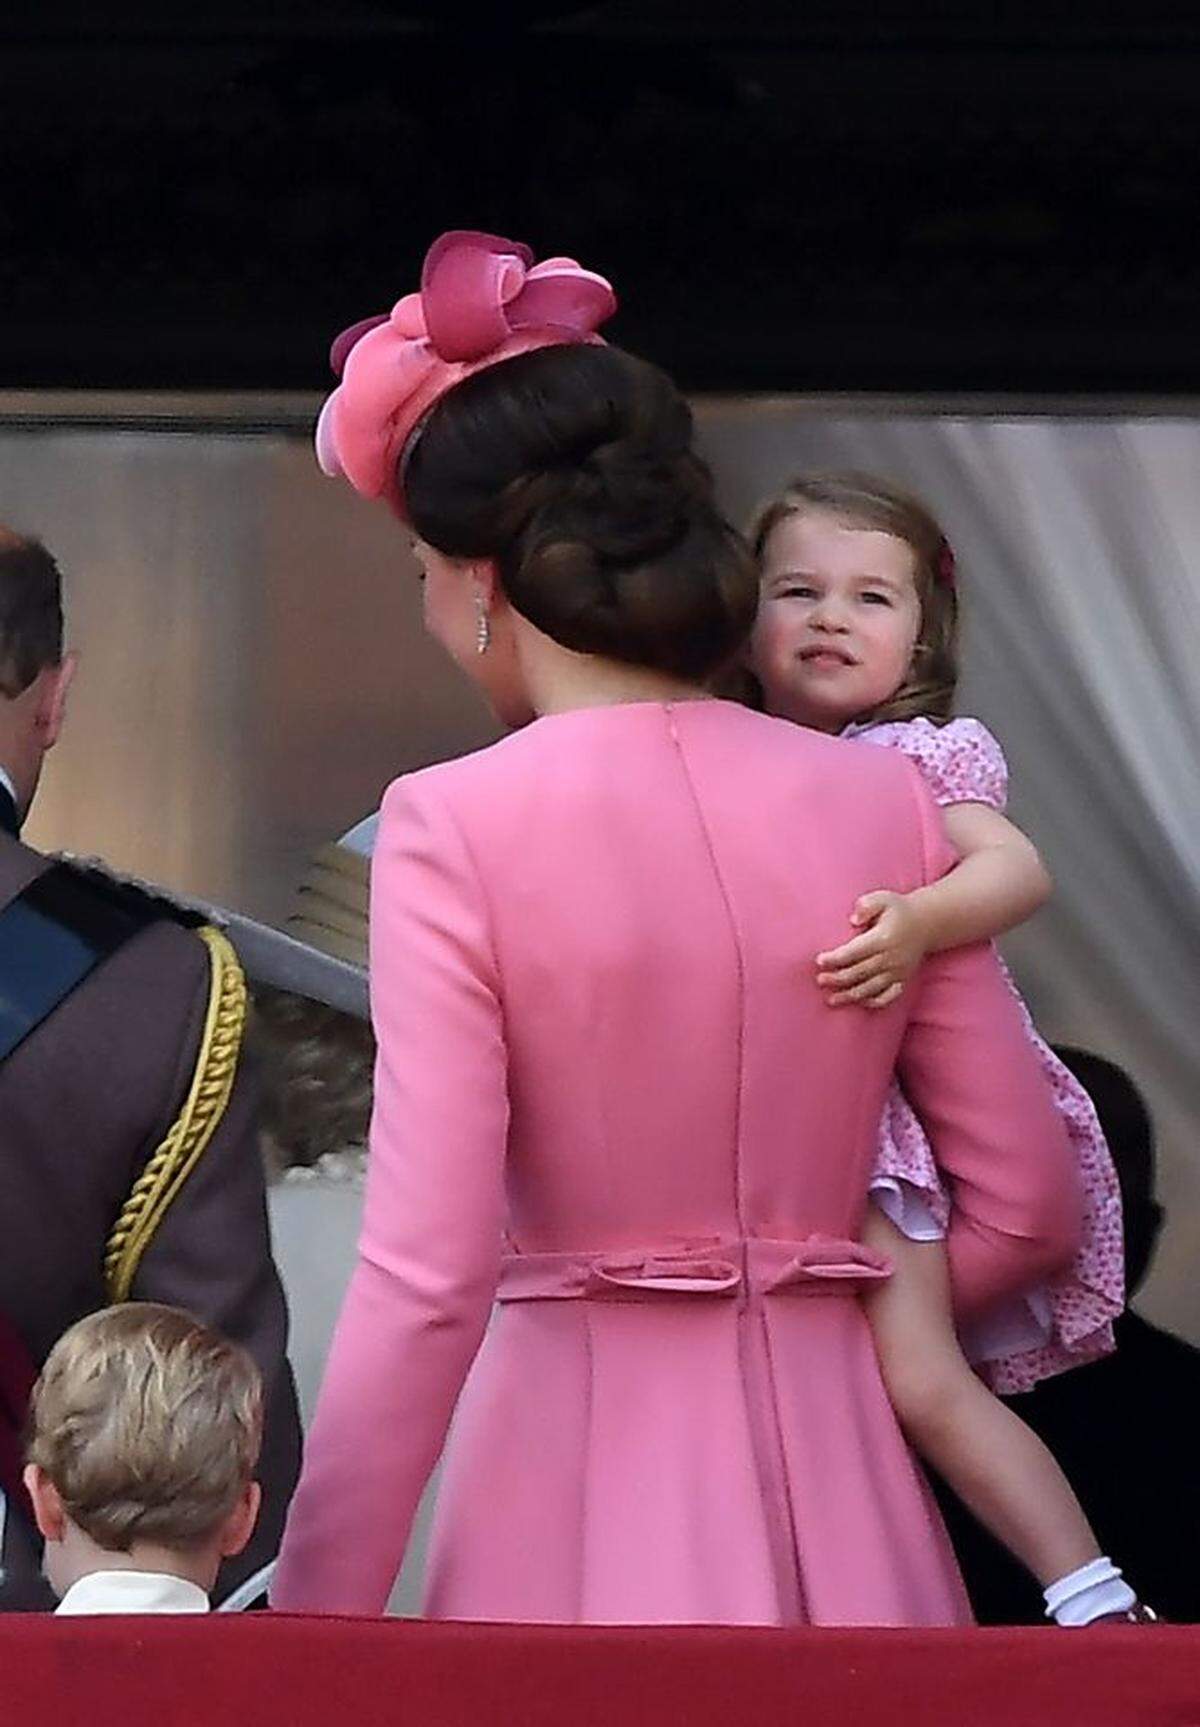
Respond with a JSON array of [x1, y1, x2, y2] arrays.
[[496, 1234, 892, 1304]]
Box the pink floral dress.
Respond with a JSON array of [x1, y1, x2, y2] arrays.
[[853, 716, 1125, 1394]]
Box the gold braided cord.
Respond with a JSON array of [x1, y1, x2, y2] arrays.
[[103, 926, 247, 1304]]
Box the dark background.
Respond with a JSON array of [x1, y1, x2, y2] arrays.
[[2, 2, 1199, 393]]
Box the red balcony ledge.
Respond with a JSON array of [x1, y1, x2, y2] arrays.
[[1, 1614, 1194, 1727]]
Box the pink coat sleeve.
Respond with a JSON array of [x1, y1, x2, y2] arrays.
[[271, 777, 508, 1614], [894, 762, 1082, 1322]]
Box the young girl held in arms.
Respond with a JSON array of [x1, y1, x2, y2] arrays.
[[748, 473, 1150, 1627]]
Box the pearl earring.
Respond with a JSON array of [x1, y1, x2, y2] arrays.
[[475, 594, 491, 656]]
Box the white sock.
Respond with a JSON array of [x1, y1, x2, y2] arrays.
[[1044, 1557, 1137, 1626]]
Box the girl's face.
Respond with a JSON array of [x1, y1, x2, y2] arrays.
[[412, 537, 535, 729], [748, 509, 922, 732]]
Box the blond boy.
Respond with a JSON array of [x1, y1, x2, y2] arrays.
[[23, 1304, 262, 1614]]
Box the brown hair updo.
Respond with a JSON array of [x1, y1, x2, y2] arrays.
[[403, 344, 757, 681]]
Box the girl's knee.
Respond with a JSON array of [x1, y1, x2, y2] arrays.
[[877, 1347, 975, 1446]]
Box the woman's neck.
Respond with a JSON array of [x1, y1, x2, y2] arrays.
[[516, 630, 711, 716], [535, 672, 711, 716]]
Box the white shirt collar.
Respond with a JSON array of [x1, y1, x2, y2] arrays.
[[55, 1570, 210, 1615], [0, 763, 17, 807]]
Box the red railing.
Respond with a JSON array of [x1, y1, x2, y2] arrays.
[[1, 1615, 1194, 1727]]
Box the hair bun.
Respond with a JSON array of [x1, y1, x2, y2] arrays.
[[530, 437, 707, 569], [406, 344, 757, 680]]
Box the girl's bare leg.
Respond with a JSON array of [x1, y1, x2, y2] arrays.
[[862, 1207, 1100, 1586]]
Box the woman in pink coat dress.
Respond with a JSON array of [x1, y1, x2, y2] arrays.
[[271, 232, 1080, 1625]]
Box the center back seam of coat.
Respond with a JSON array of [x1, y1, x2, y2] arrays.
[[665, 705, 807, 1621], [664, 706, 747, 1239]]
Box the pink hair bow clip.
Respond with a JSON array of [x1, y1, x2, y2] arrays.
[[314, 230, 617, 519]]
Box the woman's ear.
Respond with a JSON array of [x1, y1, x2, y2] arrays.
[[470, 558, 501, 612]]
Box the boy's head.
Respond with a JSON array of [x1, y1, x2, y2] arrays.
[[23, 1303, 262, 1598]]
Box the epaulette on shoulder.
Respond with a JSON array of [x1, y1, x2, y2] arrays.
[[51, 853, 207, 933], [1, 856, 235, 1071], [51, 853, 369, 1021]]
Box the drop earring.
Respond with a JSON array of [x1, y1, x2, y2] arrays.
[[475, 593, 491, 655]]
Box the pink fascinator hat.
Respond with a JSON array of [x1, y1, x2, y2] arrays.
[[315, 230, 618, 519]]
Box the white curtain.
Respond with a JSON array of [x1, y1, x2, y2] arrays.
[[699, 405, 1200, 1344]]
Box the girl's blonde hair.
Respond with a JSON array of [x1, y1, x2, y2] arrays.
[[750, 471, 960, 725]]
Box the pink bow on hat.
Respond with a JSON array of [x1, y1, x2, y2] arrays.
[[315, 230, 617, 519]]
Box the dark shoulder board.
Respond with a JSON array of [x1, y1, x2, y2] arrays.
[[51, 857, 208, 930], [0, 861, 202, 1064]]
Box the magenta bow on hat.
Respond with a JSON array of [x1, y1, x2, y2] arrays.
[[315, 230, 617, 518]]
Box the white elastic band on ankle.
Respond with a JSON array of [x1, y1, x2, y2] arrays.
[[1044, 1557, 1136, 1626]]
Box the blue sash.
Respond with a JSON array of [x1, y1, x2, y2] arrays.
[[0, 863, 187, 1065]]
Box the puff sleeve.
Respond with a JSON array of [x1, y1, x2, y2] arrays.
[[864, 717, 1009, 812]]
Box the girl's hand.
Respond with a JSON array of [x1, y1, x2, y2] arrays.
[[815, 891, 930, 1009]]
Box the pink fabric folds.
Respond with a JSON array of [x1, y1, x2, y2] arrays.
[[272, 702, 1080, 1625], [496, 1236, 893, 1303], [314, 230, 617, 518]]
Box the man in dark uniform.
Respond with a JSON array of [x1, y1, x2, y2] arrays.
[[0, 527, 301, 1608]]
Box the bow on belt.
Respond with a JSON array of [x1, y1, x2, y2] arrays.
[[496, 1236, 892, 1303]]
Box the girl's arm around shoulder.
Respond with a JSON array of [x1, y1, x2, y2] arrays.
[[908, 715, 1051, 951], [930, 801, 1053, 946], [817, 719, 1051, 1006]]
